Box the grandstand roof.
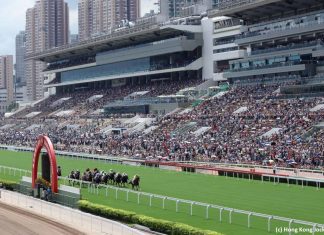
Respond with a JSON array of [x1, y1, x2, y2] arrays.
[[26, 25, 188, 63], [208, 0, 324, 23]]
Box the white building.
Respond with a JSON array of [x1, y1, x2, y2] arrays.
[[202, 16, 246, 81]]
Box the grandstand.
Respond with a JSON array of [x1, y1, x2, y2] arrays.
[[208, 0, 324, 87], [2, 0, 324, 171]]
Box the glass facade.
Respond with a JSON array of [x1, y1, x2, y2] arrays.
[[61, 57, 150, 83]]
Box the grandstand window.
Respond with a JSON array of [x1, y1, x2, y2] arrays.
[[213, 46, 238, 54], [213, 36, 236, 46], [241, 62, 250, 68], [252, 60, 266, 67], [289, 55, 301, 62], [274, 56, 286, 63], [61, 57, 151, 83], [214, 18, 243, 30], [268, 58, 275, 65], [233, 62, 240, 69]]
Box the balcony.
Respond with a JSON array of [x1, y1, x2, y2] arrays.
[[236, 21, 324, 45], [224, 62, 306, 78]]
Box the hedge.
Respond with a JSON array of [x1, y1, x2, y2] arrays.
[[78, 200, 222, 235], [0, 179, 18, 191]]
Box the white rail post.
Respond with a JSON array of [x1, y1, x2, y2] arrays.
[[137, 192, 140, 204], [312, 224, 317, 235], [149, 195, 153, 207], [229, 209, 233, 224], [289, 220, 293, 235], [176, 200, 179, 213], [87, 183, 90, 192], [126, 191, 129, 201], [268, 216, 272, 232], [262, 175, 263, 183], [105, 187, 108, 197], [248, 213, 252, 228], [96, 185, 99, 195], [115, 189, 118, 200], [219, 208, 223, 222], [163, 197, 166, 209], [190, 202, 193, 216], [206, 205, 210, 219]]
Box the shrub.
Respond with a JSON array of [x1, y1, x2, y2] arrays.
[[0, 179, 17, 191], [78, 200, 222, 235]]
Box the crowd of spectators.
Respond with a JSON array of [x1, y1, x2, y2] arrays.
[[12, 77, 201, 119], [0, 82, 323, 169]]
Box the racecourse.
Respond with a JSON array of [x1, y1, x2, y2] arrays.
[[0, 149, 323, 235]]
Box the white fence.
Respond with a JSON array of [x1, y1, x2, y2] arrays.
[[1, 164, 324, 235], [0, 189, 144, 235], [1, 150, 324, 234], [61, 176, 324, 235], [1, 145, 324, 177]]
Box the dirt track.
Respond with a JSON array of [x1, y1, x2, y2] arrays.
[[0, 202, 85, 235]]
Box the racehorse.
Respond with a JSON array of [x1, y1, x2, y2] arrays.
[[93, 171, 102, 184], [107, 170, 116, 184], [68, 170, 81, 186], [101, 172, 109, 184], [121, 173, 128, 187], [129, 175, 140, 191], [114, 172, 122, 187]]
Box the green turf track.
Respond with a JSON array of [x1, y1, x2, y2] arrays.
[[0, 149, 323, 235]]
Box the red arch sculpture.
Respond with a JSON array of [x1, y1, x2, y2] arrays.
[[32, 135, 58, 193]]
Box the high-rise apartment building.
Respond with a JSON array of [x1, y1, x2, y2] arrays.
[[70, 34, 79, 44], [25, 0, 69, 101], [168, 0, 212, 18], [78, 0, 140, 41], [15, 31, 26, 87], [0, 55, 14, 104], [169, 0, 188, 18]]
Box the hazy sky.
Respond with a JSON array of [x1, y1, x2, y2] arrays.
[[0, 0, 159, 57]]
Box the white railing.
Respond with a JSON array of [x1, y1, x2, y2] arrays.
[[0, 189, 144, 235], [1, 145, 324, 176], [262, 174, 324, 189], [61, 176, 324, 235], [1, 164, 324, 235]]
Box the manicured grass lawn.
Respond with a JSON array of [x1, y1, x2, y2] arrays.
[[0, 149, 323, 235]]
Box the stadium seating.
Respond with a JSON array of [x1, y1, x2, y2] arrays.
[[0, 81, 323, 169]]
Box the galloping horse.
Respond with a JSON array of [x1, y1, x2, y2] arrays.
[[121, 173, 128, 187], [107, 170, 116, 184], [129, 175, 140, 191], [68, 170, 81, 185], [114, 172, 122, 187]]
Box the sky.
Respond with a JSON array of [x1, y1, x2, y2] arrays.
[[0, 0, 158, 57]]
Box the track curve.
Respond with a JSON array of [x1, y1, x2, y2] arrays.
[[0, 202, 85, 235]]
